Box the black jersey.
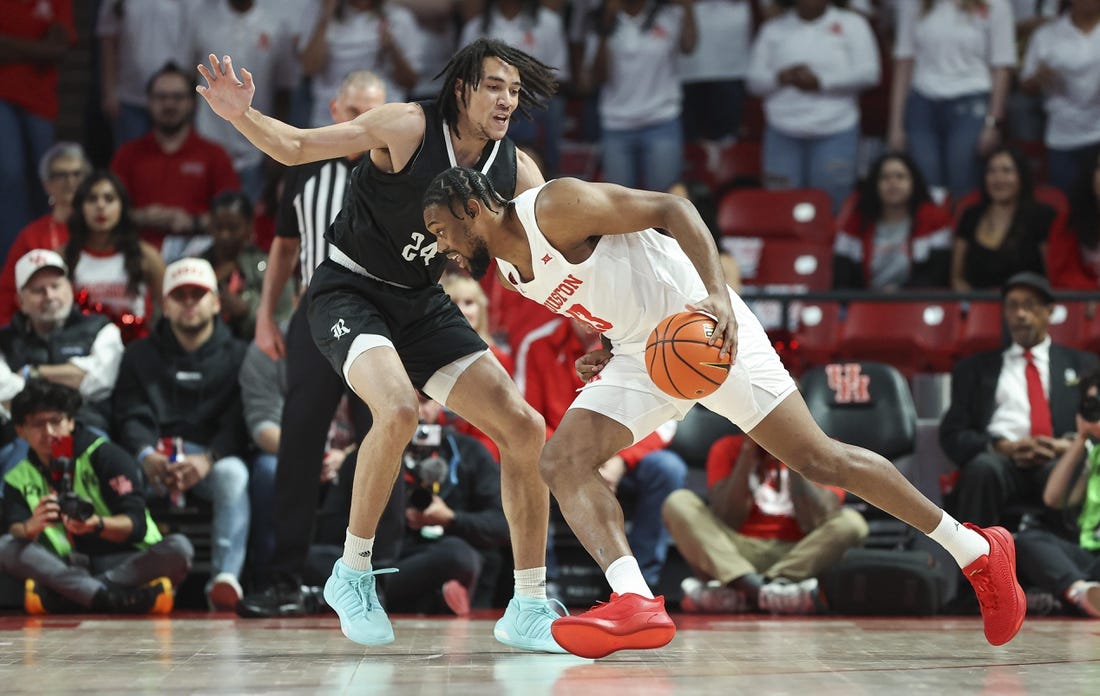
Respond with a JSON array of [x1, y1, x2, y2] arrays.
[[327, 100, 518, 289]]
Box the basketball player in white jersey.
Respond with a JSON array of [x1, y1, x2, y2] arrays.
[[422, 167, 1027, 659]]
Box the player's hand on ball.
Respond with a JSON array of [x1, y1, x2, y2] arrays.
[[576, 348, 612, 382], [686, 294, 737, 362]]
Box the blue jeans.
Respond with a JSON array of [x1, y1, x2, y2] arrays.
[[905, 90, 987, 200], [249, 452, 278, 582], [601, 117, 684, 193], [112, 103, 150, 148], [174, 441, 251, 580], [763, 124, 859, 213], [1047, 143, 1100, 198], [0, 100, 54, 260], [618, 449, 688, 587]]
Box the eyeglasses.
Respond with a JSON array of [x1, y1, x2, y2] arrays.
[[48, 169, 86, 182]]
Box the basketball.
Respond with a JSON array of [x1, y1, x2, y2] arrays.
[[645, 311, 732, 399]]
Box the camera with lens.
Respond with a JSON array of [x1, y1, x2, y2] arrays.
[[404, 424, 449, 511], [49, 436, 95, 521], [1080, 394, 1100, 424], [1079, 373, 1100, 424]]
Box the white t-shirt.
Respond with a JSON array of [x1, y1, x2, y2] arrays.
[[460, 7, 571, 83], [747, 7, 880, 137], [679, 0, 752, 83], [1021, 15, 1100, 149], [72, 249, 150, 321], [305, 5, 424, 127], [189, 0, 297, 171], [894, 0, 1016, 99], [96, 0, 197, 107], [587, 5, 685, 131]]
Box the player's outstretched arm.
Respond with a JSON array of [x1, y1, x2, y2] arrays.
[[537, 178, 737, 358], [196, 54, 422, 166]]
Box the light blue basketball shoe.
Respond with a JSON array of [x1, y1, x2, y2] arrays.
[[494, 595, 570, 653], [323, 560, 399, 646]]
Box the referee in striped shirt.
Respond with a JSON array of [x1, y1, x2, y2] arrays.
[[238, 72, 395, 617]]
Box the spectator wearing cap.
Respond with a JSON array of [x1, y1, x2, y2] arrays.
[[1, 250, 124, 454], [111, 257, 260, 611], [940, 272, 1100, 531]]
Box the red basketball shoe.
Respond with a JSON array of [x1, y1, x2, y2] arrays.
[[962, 524, 1026, 646], [550, 593, 676, 659]]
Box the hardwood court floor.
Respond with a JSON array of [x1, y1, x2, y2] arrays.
[[1, 612, 1097, 695]]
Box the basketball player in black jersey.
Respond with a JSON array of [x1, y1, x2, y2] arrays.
[[197, 39, 563, 650]]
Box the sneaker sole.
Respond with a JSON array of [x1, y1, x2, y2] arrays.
[[442, 580, 470, 616], [551, 621, 676, 659], [208, 582, 241, 612], [984, 525, 1026, 646]]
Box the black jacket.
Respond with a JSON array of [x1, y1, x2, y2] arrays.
[[0, 307, 113, 431], [111, 317, 248, 460], [939, 343, 1099, 467]]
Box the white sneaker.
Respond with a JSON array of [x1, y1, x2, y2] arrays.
[[1065, 580, 1100, 618], [680, 577, 748, 613], [758, 578, 825, 615], [207, 572, 243, 612]]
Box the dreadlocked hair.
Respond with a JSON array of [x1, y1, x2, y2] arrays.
[[423, 167, 508, 221], [435, 38, 557, 129]]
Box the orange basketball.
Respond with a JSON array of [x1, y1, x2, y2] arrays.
[[645, 311, 732, 399]]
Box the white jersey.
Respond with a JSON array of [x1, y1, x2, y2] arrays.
[[72, 249, 149, 320], [496, 183, 709, 356]]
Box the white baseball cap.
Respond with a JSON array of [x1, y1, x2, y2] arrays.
[[163, 257, 218, 298], [15, 249, 68, 291]]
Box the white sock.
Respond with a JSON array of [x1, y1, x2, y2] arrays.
[[342, 529, 374, 572], [605, 556, 654, 599], [514, 567, 547, 599], [926, 511, 990, 569]]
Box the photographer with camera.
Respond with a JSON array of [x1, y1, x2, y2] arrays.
[[0, 380, 193, 614], [1015, 369, 1100, 618], [311, 394, 510, 615]]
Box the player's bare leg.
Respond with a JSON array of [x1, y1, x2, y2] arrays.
[[443, 351, 567, 653], [748, 391, 1025, 646], [539, 408, 676, 659], [323, 345, 419, 646]]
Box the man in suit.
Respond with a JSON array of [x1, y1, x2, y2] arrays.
[[940, 272, 1099, 529]]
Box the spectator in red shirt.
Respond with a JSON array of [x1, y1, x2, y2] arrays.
[[0, 0, 77, 259], [0, 142, 91, 326], [111, 62, 240, 263], [663, 435, 867, 614]]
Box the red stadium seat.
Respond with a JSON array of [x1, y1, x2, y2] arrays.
[[837, 301, 962, 375], [785, 301, 842, 373], [1079, 303, 1100, 355], [1046, 301, 1086, 351], [715, 140, 762, 185], [724, 238, 833, 290], [717, 188, 835, 243], [956, 301, 1004, 358]]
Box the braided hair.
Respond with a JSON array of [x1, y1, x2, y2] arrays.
[[423, 166, 508, 222], [435, 38, 557, 130]]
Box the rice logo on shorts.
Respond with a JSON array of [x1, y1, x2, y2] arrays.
[[331, 318, 350, 339], [825, 363, 870, 404]]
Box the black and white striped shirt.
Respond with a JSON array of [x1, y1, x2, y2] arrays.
[[275, 157, 354, 288]]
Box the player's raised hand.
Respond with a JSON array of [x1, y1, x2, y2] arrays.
[[196, 54, 255, 121], [686, 293, 738, 362]]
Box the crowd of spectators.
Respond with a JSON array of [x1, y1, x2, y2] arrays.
[[2, 0, 1100, 620]]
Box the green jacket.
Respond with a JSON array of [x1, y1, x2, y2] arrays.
[[4, 436, 162, 558]]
